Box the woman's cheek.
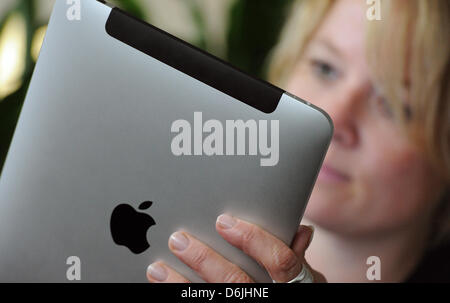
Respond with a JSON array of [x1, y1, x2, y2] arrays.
[[361, 139, 435, 229], [286, 64, 324, 105]]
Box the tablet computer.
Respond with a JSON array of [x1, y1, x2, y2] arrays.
[[0, 0, 333, 282]]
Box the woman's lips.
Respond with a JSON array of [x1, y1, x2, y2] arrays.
[[318, 164, 351, 183]]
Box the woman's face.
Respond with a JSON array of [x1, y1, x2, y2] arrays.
[[286, 0, 442, 236]]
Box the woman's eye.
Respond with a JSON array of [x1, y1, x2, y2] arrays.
[[374, 95, 394, 118], [310, 59, 339, 82], [374, 95, 412, 121]]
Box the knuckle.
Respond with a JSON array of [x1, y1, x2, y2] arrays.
[[189, 246, 211, 272], [272, 246, 298, 275], [223, 267, 253, 283], [241, 225, 258, 254]]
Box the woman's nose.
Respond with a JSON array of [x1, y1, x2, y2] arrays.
[[326, 81, 370, 148]]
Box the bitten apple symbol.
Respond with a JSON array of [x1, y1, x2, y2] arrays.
[[110, 201, 156, 254]]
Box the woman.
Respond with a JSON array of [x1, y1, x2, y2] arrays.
[[146, 0, 450, 282]]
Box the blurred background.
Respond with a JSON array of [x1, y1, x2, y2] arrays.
[[0, 0, 293, 172]]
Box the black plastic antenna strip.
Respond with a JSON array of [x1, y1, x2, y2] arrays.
[[105, 7, 283, 113]]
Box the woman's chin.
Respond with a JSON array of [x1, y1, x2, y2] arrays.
[[304, 185, 355, 230]]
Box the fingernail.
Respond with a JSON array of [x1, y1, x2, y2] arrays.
[[217, 214, 237, 229], [306, 225, 315, 248], [147, 263, 168, 281], [170, 232, 189, 251]]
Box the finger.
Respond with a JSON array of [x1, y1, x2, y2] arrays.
[[216, 214, 302, 282], [168, 231, 254, 283], [291, 225, 327, 282], [291, 225, 315, 258], [309, 264, 328, 283], [147, 261, 191, 283]]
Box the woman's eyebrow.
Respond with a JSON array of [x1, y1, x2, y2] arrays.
[[309, 39, 343, 59]]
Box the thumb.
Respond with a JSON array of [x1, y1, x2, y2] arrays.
[[291, 225, 327, 283], [291, 225, 314, 258]]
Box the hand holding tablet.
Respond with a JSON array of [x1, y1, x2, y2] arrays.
[[0, 0, 332, 282]]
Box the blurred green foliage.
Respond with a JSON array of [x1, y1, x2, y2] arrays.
[[0, 0, 292, 173], [113, 0, 148, 21], [0, 0, 35, 173], [227, 0, 293, 79]]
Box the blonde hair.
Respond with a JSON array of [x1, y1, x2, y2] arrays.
[[268, 0, 450, 245]]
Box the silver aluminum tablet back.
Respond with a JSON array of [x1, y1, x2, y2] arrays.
[[0, 0, 333, 282]]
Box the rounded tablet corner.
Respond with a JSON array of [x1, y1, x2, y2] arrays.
[[97, 0, 115, 9], [284, 92, 334, 139], [313, 105, 334, 140]]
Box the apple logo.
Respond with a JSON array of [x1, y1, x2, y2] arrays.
[[110, 201, 156, 254]]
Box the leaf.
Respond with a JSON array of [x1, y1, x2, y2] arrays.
[[226, 0, 294, 79], [138, 201, 153, 210], [112, 0, 149, 21]]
